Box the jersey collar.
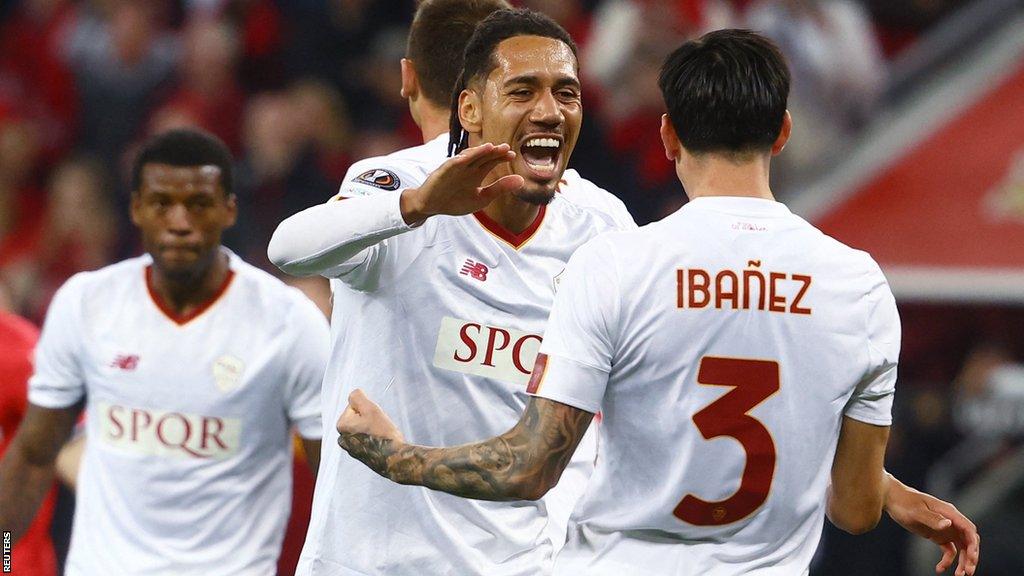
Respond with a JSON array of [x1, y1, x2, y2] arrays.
[[682, 196, 792, 217], [472, 205, 547, 250], [145, 254, 236, 326]]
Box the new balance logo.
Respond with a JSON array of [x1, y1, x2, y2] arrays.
[[110, 355, 140, 371], [460, 259, 489, 282]]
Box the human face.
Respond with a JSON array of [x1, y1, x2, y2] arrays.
[[466, 35, 582, 204], [131, 164, 236, 280]]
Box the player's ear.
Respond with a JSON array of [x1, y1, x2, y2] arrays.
[[223, 192, 238, 229], [660, 114, 681, 162], [459, 89, 483, 136], [400, 58, 417, 100], [771, 110, 792, 156], [130, 191, 143, 226]]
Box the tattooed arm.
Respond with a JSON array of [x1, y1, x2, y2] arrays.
[[336, 389, 593, 501]]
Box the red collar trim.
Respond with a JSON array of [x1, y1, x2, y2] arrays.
[[145, 266, 235, 326], [472, 205, 546, 250]]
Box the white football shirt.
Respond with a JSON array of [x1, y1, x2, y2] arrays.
[[285, 136, 636, 576], [531, 197, 900, 576], [28, 250, 330, 576]]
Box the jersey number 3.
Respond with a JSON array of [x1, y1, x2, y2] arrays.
[[673, 356, 780, 526]]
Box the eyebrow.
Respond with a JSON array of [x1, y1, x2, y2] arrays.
[[503, 74, 581, 90]]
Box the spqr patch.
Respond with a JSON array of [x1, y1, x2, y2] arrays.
[[353, 168, 401, 191]]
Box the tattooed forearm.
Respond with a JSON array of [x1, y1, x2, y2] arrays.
[[338, 398, 593, 501]]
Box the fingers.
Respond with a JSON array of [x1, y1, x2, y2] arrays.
[[455, 142, 514, 170], [935, 542, 955, 573], [943, 506, 978, 575], [478, 174, 525, 202], [348, 388, 371, 413], [335, 402, 357, 434], [920, 508, 954, 533], [459, 142, 510, 160], [959, 531, 979, 576]]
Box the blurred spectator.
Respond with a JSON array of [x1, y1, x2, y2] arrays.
[[32, 158, 116, 320], [153, 18, 246, 152], [953, 345, 1024, 439], [222, 0, 286, 91], [288, 78, 355, 182], [0, 109, 46, 317], [275, 0, 414, 126], [521, 0, 593, 46], [584, 0, 737, 223], [1, 155, 116, 323], [864, 0, 969, 56], [62, 0, 179, 169], [745, 0, 886, 185], [230, 92, 340, 268], [349, 24, 412, 134], [586, 0, 735, 94], [0, 0, 78, 161]]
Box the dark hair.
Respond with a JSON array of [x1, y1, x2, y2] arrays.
[[448, 8, 578, 156], [131, 128, 234, 195], [408, 0, 511, 108], [658, 29, 790, 158]]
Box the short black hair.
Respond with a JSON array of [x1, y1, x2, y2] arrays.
[[407, 0, 511, 108], [658, 29, 790, 158], [131, 129, 234, 195], [448, 8, 578, 156]]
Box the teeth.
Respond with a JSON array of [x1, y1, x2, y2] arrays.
[[524, 137, 560, 148]]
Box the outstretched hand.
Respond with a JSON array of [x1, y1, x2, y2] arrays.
[[400, 142, 525, 224], [885, 476, 979, 575]]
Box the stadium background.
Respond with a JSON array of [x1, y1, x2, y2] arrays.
[[1, 0, 1022, 574]]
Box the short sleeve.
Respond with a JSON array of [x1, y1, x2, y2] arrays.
[[531, 237, 619, 413], [281, 293, 331, 438], [28, 277, 87, 408], [844, 265, 901, 425]]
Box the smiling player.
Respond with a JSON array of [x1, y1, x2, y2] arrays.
[[334, 29, 980, 576], [269, 9, 636, 576]]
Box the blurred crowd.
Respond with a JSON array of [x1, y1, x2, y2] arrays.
[[0, 0, 970, 325]]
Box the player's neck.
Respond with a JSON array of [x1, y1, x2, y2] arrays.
[[678, 154, 775, 201], [415, 103, 449, 143], [480, 193, 542, 235], [149, 250, 231, 315]]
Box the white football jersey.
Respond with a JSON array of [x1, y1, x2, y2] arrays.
[[294, 136, 636, 576], [531, 197, 900, 576], [28, 251, 330, 576]]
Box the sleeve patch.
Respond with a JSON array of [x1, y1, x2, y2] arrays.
[[353, 168, 401, 191]]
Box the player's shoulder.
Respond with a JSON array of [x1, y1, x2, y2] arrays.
[[227, 253, 328, 327], [800, 220, 885, 278], [45, 256, 150, 324], [556, 169, 636, 230], [335, 136, 447, 199], [58, 255, 151, 298]]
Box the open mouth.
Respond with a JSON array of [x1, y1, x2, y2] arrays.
[[518, 136, 562, 180]]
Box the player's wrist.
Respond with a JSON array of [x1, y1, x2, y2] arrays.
[[881, 471, 910, 512], [399, 187, 433, 225]]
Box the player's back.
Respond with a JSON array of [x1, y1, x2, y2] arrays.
[[552, 196, 899, 575]]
